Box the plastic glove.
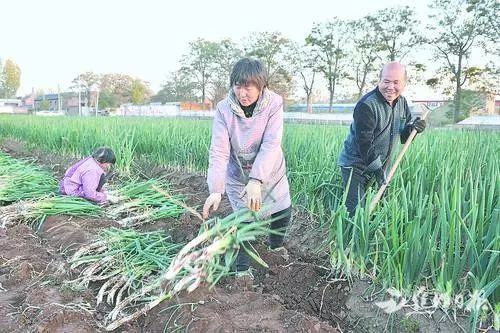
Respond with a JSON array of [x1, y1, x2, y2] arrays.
[[373, 168, 387, 187], [241, 179, 262, 212], [202, 193, 222, 219], [412, 117, 426, 133]]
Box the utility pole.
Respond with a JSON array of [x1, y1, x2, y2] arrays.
[[92, 84, 100, 117], [95, 89, 99, 116], [78, 74, 82, 116], [58, 84, 62, 112]]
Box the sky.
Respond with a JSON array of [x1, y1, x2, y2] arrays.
[[2, 0, 432, 97]]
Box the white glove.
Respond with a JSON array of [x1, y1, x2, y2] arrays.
[[241, 179, 262, 212], [106, 194, 122, 204], [202, 193, 222, 219]]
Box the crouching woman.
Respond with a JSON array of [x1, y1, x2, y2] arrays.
[[59, 147, 117, 203]]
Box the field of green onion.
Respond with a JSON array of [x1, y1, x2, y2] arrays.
[[0, 114, 498, 329]]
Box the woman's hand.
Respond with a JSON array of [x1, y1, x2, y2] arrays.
[[242, 179, 262, 212], [202, 193, 222, 219], [106, 194, 122, 204]]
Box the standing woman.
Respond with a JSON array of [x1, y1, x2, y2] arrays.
[[202, 58, 292, 275]]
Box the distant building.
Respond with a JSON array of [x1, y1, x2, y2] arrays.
[[115, 101, 215, 117], [0, 98, 28, 114], [0, 99, 22, 107], [414, 94, 500, 115], [22, 95, 35, 110], [33, 92, 87, 115], [34, 94, 60, 111], [485, 94, 500, 115], [179, 101, 212, 111], [64, 93, 83, 115], [456, 115, 500, 129], [411, 99, 450, 110], [117, 103, 180, 116], [286, 103, 356, 113], [286, 102, 423, 117]]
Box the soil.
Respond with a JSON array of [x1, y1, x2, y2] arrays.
[[0, 138, 469, 333]]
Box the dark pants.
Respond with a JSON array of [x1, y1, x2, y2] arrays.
[[235, 206, 292, 272], [340, 167, 372, 217]]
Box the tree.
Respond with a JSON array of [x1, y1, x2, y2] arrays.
[[153, 69, 198, 103], [292, 43, 320, 113], [466, 63, 500, 96], [0, 59, 4, 97], [98, 90, 118, 109], [100, 73, 136, 107], [182, 38, 219, 103], [427, 0, 499, 122], [130, 79, 151, 105], [40, 100, 50, 110], [476, 0, 500, 56], [0, 59, 21, 98], [366, 6, 424, 61], [244, 31, 295, 99], [349, 17, 383, 99], [306, 19, 352, 112], [71, 72, 100, 108], [210, 39, 242, 105]]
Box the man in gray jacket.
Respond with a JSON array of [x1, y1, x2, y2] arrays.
[[338, 62, 426, 215]]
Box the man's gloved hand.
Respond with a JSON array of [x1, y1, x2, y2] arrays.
[[412, 117, 426, 133], [241, 179, 262, 212], [373, 168, 387, 187], [202, 193, 222, 219]]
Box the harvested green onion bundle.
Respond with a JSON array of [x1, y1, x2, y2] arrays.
[[70, 209, 275, 331], [163, 208, 275, 293], [70, 227, 183, 331], [0, 195, 102, 228], [0, 152, 58, 203], [107, 179, 185, 226]]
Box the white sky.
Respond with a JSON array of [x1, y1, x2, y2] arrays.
[[2, 0, 431, 96]]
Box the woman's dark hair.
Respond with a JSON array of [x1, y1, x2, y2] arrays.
[[92, 147, 116, 164], [229, 58, 268, 91]]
